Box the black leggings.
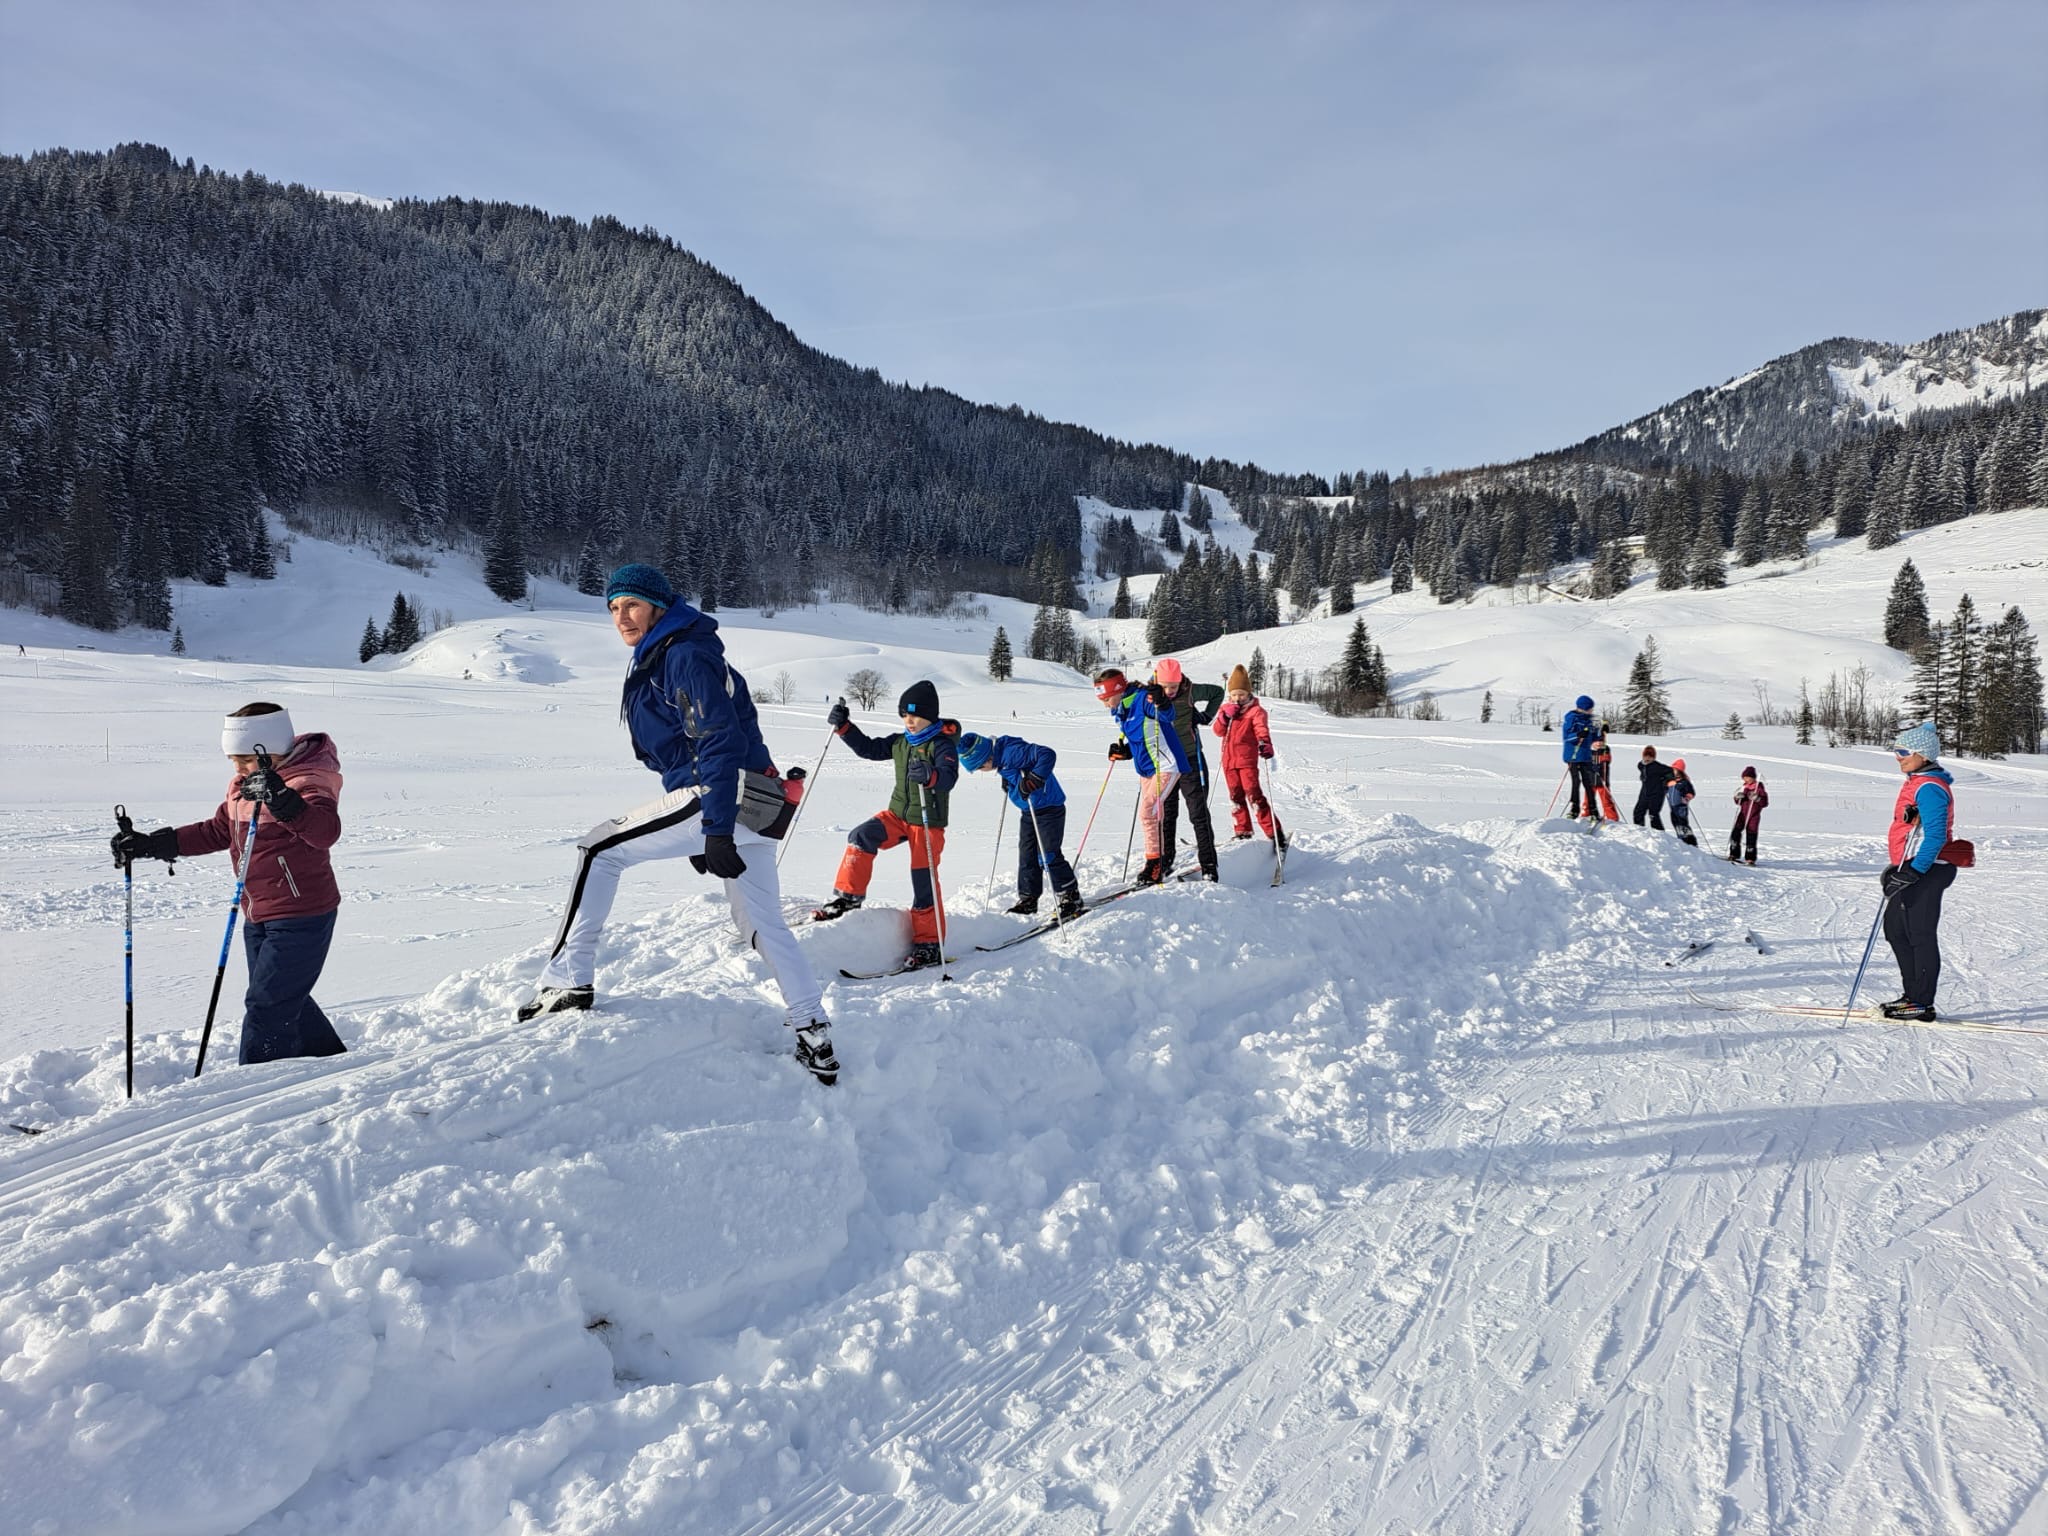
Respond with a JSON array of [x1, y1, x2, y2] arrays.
[[1884, 862, 1957, 1006], [1566, 761, 1600, 817]]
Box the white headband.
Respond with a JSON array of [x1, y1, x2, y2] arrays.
[[222, 709, 295, 758]]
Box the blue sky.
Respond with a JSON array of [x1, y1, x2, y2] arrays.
[[5, 0, 2043, 478]]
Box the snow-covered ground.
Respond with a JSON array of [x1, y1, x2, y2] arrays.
[[4, 514, 2048, 1534]]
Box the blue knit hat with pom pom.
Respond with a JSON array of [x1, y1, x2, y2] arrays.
[[958, 732, 992, 772], [1893, 719, 1941, 760]]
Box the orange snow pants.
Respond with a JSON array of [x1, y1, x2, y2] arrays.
[[836, 809, 948, 944]]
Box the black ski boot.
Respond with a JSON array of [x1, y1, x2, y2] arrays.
[[518, 984, 593, 1022], [1006, 897, 1039, 916], [792, 1018, 840, 1086], [1055, 889, 1085, 922], [1134, 856, 1166, 887], [1882, 1000, 1938, 1022], [811, 893, 863, 922], [903, 941, 944, 970]]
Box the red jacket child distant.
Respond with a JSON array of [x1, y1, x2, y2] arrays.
[[1212, 664, 1281, 843]]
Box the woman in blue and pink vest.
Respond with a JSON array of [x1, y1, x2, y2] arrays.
[[1878, 719, 1960, 1022]]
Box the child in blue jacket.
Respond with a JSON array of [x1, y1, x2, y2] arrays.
[[959, 732, 1084, 920], [1666, 757, 1700, 846], [1095, 668, 1193, 885]]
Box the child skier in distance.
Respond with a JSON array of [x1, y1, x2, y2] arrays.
[[1561, 695, 1600, 821], [1633, 746, 1673, 829], [813, 680, 961, 969], [1590, 736, 1620, 821], [1095, 667, 1192, 886], [1729, 767, 1768, 865], [1213, 663, 1281, 846], [958, 731, 1083, 921], [1666, 757, 1699, 846], [109, 702, 349, 1066], [1151, 657, 1224, 880]]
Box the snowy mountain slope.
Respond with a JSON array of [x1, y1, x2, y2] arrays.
[[1551, 308, 2047, 473]]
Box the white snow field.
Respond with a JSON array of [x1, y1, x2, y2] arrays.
[[4, 510, 2048, 1535]]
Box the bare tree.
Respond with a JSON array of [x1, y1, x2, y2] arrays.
[[774, 669, 796, 706], [845, 668, 889, 709]]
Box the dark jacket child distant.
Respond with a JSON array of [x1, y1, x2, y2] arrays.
[[1561, 696, 1601, 819], [1666, 758, 1699, 845], [1633, 747, 1673, 829], [111, 702, 349, 1066], [1096, 667, 1193, 886], [1728, 768, 1769, 864], [814, 679, 961, 970], [1152, 657, 1225, 880], [959, 732, 1083, 921], [516, 567, 835, 1082], [1879, 720, 1966, 1022], [1213, 663, 1280, 842], [1590, 736, 1620, 821]]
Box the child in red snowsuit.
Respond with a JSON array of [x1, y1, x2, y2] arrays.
[[1212, 664, 1278, 842]]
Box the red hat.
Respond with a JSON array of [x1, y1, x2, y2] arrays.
[[1093, 669, 1127, 704], [1672, 757, 1687, 772], [1154, 657, 1184, 688]]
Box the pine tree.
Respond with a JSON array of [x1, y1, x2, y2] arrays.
[[247, 513, 276, 580], [987, 626, 1013, 681], [1687, 518, 1727, 589], [58, 469, 119, 631], [1796, 683, 1815, 745], [1248, 647, 1267, 694], [484, 476, 527, 602], [1339, 617, 1375, 703], [359, 617, 381, 664], [1619, 636, 1676, 734], [1110, 575, 1132, 620], [1481, 689, 1494, 723], [1943, 594, 1982, 752], [575, 538, 605, 596], [1882, 559, 1930, 651], [384, 591, 421, 653], [1158, 510, 1183, 554], [1389, 541, 1414, 595], [1144, 579, 1179, 655], [171, 625, 186, 656], [1721, 712, 1745, 739], [1733, 484, 1767, 566], [1904, 625, 1947, 740]]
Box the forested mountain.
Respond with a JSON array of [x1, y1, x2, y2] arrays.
[[0, 145, 1325, 630], [1537, 310, 2048, 474]]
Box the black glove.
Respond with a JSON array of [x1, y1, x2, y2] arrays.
[[1881, 863, 1921, 897], [907, 757, 933, 787], [1146, 683, 1170, 708], [1108, 740, 1133, 761], [111, 826, 179, 867], [237, 767, 307, 821], [827, 700, 850, 730], [700, 834, 747, 879], [1020, 771, 1044, 797]]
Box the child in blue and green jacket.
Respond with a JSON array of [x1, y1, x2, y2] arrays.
[[959, 731, 1083, 920]]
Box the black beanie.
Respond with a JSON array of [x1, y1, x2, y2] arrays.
[[898, 679, 940, 720]]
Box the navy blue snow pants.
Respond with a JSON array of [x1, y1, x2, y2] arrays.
[[1017, 803, 1079, 905], [241, 909, 348, 1065]]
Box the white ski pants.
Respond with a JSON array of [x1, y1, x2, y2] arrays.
[[538, 786, 824, 1023]]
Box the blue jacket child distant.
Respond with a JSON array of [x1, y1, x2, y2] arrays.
[[1665, 758, 1700, 846], [959, 732, 1081, 919], [1561, 694, 1601, 818]]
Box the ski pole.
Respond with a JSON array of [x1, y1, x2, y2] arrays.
[[1023, 793, 1064, 913], [195, 753, 271, 1078], [1122, 781, 1142, 883], [916, 781, 951, 980], [114, 804, 136, 1099], [777, 716, 839, 868], [1074, 760, 1116, 862], [1842, 893, 1891, 1028], [985, 796, 1008, 902], [1544, 768, 1567, 817]]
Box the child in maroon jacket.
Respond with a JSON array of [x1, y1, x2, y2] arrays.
[[111, 702, 348, 1064], [1728, 767, 1769, 865]]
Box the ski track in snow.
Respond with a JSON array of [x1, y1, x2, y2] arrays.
[[5, 516, 2048, 1533]]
